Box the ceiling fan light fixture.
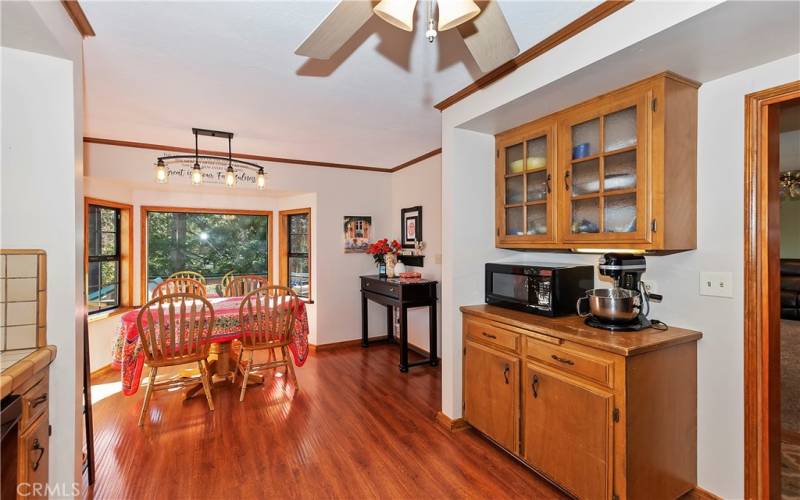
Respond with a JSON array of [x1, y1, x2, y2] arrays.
[[373, 0, 417, 32], [437, 0, 480, 31]]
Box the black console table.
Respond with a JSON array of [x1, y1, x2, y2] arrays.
[[360, 275, 438, 372]]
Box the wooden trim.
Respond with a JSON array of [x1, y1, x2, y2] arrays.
[[86, 306, 135, 324], [84, 197, 134, 309], [84, 136, 441, 174], [310, 337, 385, 352], [680, 486, 723, 500], [84, 137, 388, 173], [139, 205, 274, 304], [61, 0, 95, 37], [434, 1, 632, 111], [743, 80, 800, 500], [89, 364, 116, 380], [391, 148, 442, 172], [279, 208, 312, 301], [434, 411, 470, 432]]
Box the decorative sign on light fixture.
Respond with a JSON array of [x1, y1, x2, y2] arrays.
[[154, 128, 267, 190]]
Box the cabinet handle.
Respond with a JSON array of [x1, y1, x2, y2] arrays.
[[564, 171, 570, 191], [481, 332, 497, 340], [546, 174, 551, 194], [503, 365, 510, 384], [550, 354, 575, 366], [31, 394, 48, 408], [31, 439, 45, 471], [532, 374, 539, 398]]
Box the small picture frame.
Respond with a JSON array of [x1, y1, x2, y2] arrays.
[[401, 206, 422, 249]]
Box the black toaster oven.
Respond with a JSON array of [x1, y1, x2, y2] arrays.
[[485, 262, 594, 316]]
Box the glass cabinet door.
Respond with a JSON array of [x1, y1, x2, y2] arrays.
[[563, 96, 648, 241], [498, 125, 554, 241]]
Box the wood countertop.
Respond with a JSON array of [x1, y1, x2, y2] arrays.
[[460, 305, 702, 357], [0, 345, 57, 399]]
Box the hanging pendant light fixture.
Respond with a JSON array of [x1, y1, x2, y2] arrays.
[[153, 128, 267, 191]]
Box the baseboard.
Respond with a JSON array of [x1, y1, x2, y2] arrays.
[[434, 411, 470, 432], [680, 486, 722, 500], [90, 363, 115, 380], [310, 336, 388, 352]]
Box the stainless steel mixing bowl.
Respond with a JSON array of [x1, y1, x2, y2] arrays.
[[576, 288, 641, 323]]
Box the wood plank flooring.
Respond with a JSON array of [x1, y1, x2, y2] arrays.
[[86, 344, 566, 499]]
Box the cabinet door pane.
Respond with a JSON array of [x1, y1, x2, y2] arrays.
[[604, 193, 637, 233], [506, 143, 524, 174], [604, 106, 637, 152], [526, 136, 547, 171], [604, 150, 637, 192], [506, 207, 524, 236], [572, 159, 600, 196], [505, 175, 524, 204], [572, 198, 600, 234], [526, 204, 547, 235], [526, 171, 548, 201], [571, 118, 599, 159]]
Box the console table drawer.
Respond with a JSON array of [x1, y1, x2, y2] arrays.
[[465, 319, 520, 353], [361, 278, 401, 299]]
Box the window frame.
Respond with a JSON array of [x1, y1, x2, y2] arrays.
[[140, 206, 274, 303], [84, 197, 134, 316], [279, 208, 312, 301]]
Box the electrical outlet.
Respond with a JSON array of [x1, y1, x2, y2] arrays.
[[641, 280, 658, 294], [699, 271, 733, 298], [434, 254, 442, 265]]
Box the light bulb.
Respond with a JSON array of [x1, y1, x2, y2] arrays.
[[155, 159, 167, 184], [191, 163, 203, 185], [225, 166, 236, 188], [257, 168, 266, 190], [426, 18, 437, 43]]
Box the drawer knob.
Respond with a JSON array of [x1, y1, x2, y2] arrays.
[[389, 287, 394, 292], [482, 332, 497, 340], [551, 354, 574, 366]]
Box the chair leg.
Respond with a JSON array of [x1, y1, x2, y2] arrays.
[[231, 344, 243, 385], [198, 360, 215, 411], [283, 346, 300, 392], [239, 350, 253, 402], [138, 366, 157, 427]]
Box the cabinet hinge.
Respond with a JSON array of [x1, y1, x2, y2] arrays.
[[651, 218, 657, 233], [613, 408, 620, 423], [496, 149, 500, 159], [651, 98, 657, 112], [463, 346, 466, 356], [48, 424, 52, 436]]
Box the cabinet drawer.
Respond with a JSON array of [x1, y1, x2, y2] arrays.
[[362, 279, 400, 299], [465, 319, 520, 353], [525, 338, 612, 388], [20, 376, 48, 433]]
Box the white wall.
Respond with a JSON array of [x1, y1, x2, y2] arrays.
[[391, 155, 442, 353], [85, 143, 397, 352], [2, 0, 86, 491]]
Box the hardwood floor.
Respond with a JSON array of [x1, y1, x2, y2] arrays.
[[86, 344, 566, 499]]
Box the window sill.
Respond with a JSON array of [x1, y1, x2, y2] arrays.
[[88, 306, 135, 323]]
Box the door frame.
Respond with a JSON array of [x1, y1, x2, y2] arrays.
[[743, 80, 800, 499]]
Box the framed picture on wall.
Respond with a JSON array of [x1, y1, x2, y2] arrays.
[[401, 206, 422, 249], [343, 215, 372, 253]]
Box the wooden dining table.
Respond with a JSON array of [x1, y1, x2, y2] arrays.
[[111, 295, 310, 396]]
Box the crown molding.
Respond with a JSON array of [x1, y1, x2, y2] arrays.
[[434, 0, 632, 111], [61, 0, 95, 37], [83, 137, 441, 174]]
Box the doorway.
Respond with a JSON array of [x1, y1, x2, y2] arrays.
[[744, 81, 800, 500]]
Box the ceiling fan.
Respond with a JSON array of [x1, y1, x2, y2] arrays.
[[295, 0, 520, 73]]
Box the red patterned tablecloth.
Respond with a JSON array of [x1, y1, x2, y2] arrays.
[[111, 296, 309, 396]]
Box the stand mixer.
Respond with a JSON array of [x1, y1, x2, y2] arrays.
[[578, 252, 664, 331]]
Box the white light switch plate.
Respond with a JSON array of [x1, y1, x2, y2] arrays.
[[699, 271, 733, 298]]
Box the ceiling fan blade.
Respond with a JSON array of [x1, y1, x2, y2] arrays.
[[295, 1, 376, 59], [457, 0, 520, 73]]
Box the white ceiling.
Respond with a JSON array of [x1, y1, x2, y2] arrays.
[[81, 0, 601, 168]]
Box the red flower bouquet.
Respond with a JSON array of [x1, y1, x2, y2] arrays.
[[367, 238, 401, 266]]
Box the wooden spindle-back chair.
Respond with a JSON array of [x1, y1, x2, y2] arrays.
[[136, 293, 216, 426], [233, 286, 300, 401], [224, 275, 268, 297], [153, 277, 206, 300], [169, 270, 206, 285]]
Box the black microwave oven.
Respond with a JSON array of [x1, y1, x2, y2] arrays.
[[485, 262, 594, 316]]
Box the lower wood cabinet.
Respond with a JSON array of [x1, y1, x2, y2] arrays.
[[461, 307, 700, 500], [18, 411, 49, 498], [463, 340, 519, 453]]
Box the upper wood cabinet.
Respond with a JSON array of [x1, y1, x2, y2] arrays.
[[495, 72, 698, 253]]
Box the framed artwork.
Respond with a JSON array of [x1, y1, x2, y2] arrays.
[[400, 206, 422, 249], [343, 216, 372, 253]]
